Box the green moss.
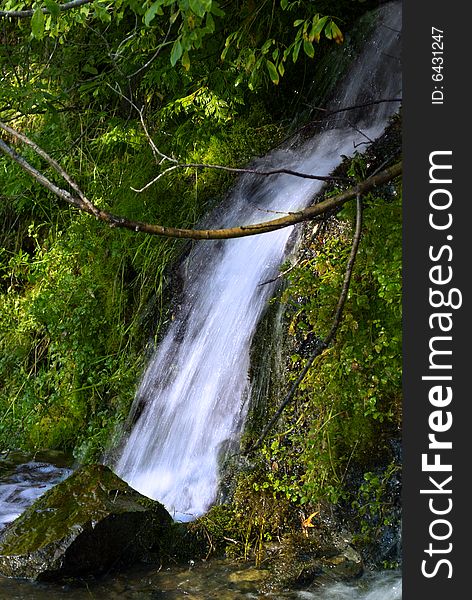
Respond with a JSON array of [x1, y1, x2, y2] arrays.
[[0, 464, 165, 556]]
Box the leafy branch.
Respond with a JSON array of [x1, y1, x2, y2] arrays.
[[0, 0, 93, 18]]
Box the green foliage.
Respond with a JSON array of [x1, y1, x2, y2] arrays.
[[0, 0, 396, 553], [191, 470, 293, 564], [351, 461, 400, 546], [247, 167, 402, 513], [2, 0, 298, 460], [0, 97, 281, 457], [0, 0, 373, 124]]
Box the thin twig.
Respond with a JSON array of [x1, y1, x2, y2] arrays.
[[347, 120, 374, 146], [319, 98, 402, 119], [244, 194, 363, 455], [258, 255, 304, 287], [258, 225, 321, 286], [0, 137, 82, 208], [273, 98, 402, 150], [132, 162, 352, 193], [0, 120, 99, 216], [128, 23, 173, 79], [107, 83, 177, 165]]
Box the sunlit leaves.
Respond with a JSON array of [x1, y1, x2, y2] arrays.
[[144, 1, 164, 26], [31, 7, 45, 39], [303, 39, 314, 58], [189, 0, 211, 19], [93, 2, 111, 23], [291, 14, 343, 61], [272, 178, 402, 507], [324, 20, 344, 44], [4, 0, 346, 96], [219, 5, 344, 91]]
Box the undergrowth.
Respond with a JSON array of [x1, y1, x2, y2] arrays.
[[0, 104, 282, 460]]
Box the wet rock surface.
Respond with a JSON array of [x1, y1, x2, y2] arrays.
[[0, 464, 172, 581], [263, 527, 363, 592]]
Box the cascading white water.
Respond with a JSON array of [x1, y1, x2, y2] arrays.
[[115, 2, 401, 520]]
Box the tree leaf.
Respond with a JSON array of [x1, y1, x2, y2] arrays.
[[31, 8, 45, 40], [324, 21, 333, 40], [266, 59, 279, 84], [206, 12, 215, 33], [82, 64, 98, 75], [189, 0, 212, 17], [210, 1, 225, 17], [94, 3, 112, 23], [303, 39, 314, 58], [170, 38, 183, 66], [292, 38, 302, 63], [261, 39, 273, 55], [181, 50, 191, 71], [310, 15, 329, 43], [189, 0, 205, 18], [43, 0, 61, 18], [144, 2, 161, 27], [330, 21, 344, 44]]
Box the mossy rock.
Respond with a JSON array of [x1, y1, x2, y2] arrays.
[[264, 529, 363, 591], [0, 464, 172, 581]]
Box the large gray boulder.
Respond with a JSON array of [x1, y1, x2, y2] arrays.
[[0, 464, 172, 580]]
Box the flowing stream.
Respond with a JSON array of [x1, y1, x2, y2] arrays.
[[114, 2, 402, 521]]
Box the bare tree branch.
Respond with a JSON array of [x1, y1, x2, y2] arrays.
[[316, 98, 402, 119], [244, 193, 364, 455], [106, 84, 177, 165], [0, 0, 93, 18], [0, 121, 99, 216], [0, 123, 401, 240], [132, 163, 353, 193], [101, 85, 356, 188], [0, 137, 83, 208]]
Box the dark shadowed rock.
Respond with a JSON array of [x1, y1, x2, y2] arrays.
[[0, 464, 172, 581]]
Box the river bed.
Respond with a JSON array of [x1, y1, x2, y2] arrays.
[[0, 454, 401, 599]]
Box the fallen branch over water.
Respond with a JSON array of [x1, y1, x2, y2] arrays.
[[0, 121, 401, 240]]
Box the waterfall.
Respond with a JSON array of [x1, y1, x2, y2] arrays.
[[114, 2, 401, 520]]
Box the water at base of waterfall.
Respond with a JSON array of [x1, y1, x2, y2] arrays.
[[0, 451, 72, 535], [0, 456, 401, 599]]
